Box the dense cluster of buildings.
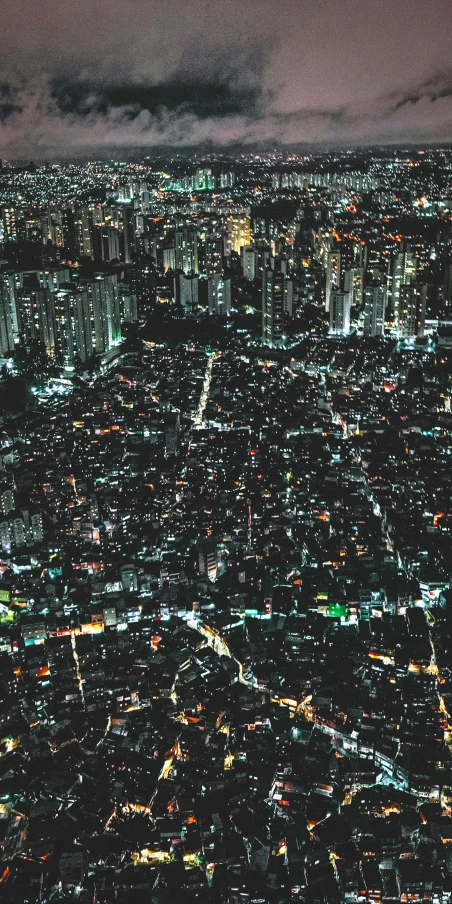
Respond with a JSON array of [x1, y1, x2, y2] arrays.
[[0, 150, 452, 902]]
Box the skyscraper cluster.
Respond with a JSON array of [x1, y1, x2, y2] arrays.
[[1, 270, 122, 364]]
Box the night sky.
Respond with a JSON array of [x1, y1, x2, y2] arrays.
[[1, 0, 452, 157]]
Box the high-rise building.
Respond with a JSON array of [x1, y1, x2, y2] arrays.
[[363, 284, 387, 336], [208, 274, 231, 317], [255, 242, 272, 280], [329, 291, 351, 335], [95, 225, 120, 263], [117, 184, 133, 203], [118, 284, 138, 324], [219, 172, 235, 190], [162, 247, 176, 273], [392, 250, 417, 323], [37, 268, 71, 293], [74, 208, 93, 259], [0, 281, 14, 356], [176, 274, 198, 313], [205, 235, 224, 276], [129, 257, 156, 316], [1, 208, 16, 242], [193, 169, 214, 191], [227, 215, 251, 255], [253, 216, 267, 238], [0, 274, 19, 341], [121, 206, 136, 264], [344, 267, 364, 307], [175, 227, 198, 274], [241, 245, 256, 281], [284, 278, 294, 318], [262, 266, 292, 347], [17, 287, 56, 354], [325, 250, 341, 312], [442, 260, 452, 309], [84, 275, 121, 353], [397, 284, 426, 338], [54, 287, 93, 365]]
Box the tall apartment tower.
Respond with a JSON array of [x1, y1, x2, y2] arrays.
[[329, 291, 351, 335], [363, 284, 387, 337], [208, 274, 231, 317], [442, 260, 452, 310], [16, 288, 56, 355], [176, 274, 199, 313], [205, 235, 224, 276], [74, 208, 93, 259], [175, 227, 198, 274], [0, 273, 19, 341], [392, 250, 417, 324], [398, 284, 426, 338], [343, 267, 364, 308], [262, 266, 292, 347], [54, 287, 93, 366], [84, 275, 121, 354], [0, 281, 15, 356], [241, 245, 256, 281], [325, 250, 341, 312], [227, 215, 251, 255]]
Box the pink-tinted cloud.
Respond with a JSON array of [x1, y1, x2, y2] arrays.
[[0, 0, 451, 156]]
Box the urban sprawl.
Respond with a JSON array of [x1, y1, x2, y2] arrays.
[[0, 149, 452, 903]]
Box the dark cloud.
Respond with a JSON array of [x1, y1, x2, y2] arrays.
[[0, 104, 22, 123], [50, 71, 263, 122], [391, 70, 452, 112], [0, 0, 451, 155], [0, 83, 22, 123]]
